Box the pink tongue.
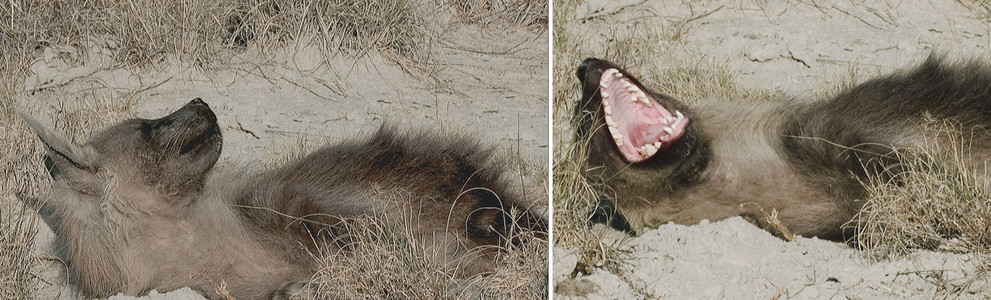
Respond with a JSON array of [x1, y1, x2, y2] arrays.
[[601, 72, 689, 163]]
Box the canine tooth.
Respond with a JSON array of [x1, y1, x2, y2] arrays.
[[653, 141, 662, 148], [663, 127, 673, 134], [676, 110, 684, 119]]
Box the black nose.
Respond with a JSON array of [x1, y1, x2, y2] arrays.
[[189, 98, 208, 107], [576, 58, 603, 82]]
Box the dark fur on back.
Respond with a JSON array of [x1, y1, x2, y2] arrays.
[[574, 55, 991, 241], [783, 56, 991, 216], [237, 127, 545, 260]]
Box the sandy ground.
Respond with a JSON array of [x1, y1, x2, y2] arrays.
[[17, 22, 547, 299], [554, 0, 991, 299]]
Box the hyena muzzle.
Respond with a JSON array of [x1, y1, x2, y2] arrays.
[[19, 99, 546, 299], [574, 56, 991, 241]]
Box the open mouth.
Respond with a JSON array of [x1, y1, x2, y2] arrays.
[[599, 68, 690, 163]]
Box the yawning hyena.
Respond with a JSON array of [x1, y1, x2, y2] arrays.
[[19, 99, 546, 299], [574, 56, 991, 241]]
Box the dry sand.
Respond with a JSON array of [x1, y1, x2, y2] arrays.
[[554, 0, 991, 299], [16, 21, 547, 300]]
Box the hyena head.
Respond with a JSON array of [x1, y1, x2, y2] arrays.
[[22, 99, 221, 223], [574, 58, 713, 229]]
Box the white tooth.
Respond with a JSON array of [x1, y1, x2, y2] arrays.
[[604, 105, 612, 115], [653, 141, 662, 148], [605, 116, 616, 127], [664, 127, 673, 134], [614, 138, 623, 146], [676, 110, 684, 119], [641, 144, 658, 157], [613, 71, 623, 78], [601, 90, 610, 98], [660, 117, 669, 124], [638, 94, 651, 106]]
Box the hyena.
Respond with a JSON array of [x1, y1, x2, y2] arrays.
[[574, 56, 991, 241], [19, 99, 546, 299]]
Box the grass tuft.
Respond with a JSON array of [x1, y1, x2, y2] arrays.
[[295, 190, 547, 299], [446, 0, 548, 29], [0, 0, 431, 74], [851, 120, 991, 261]]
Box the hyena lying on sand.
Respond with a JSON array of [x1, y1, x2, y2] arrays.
[[575, 56, 991, 241], [19, 99, 546, 299]]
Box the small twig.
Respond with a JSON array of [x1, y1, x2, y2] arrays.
[[282, 76, 339, 102], [682, 5, 724, 24], [581, 0, 650, 22], [126, 76, 173, 104], [832, 5, 885, 31], [26, 67, 104, 93], [234, 120, 260, 139], [440, 37, 529, 55]]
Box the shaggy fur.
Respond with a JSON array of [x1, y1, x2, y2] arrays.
[[20, 99, 545, 299], [574, 56, 991, 241]]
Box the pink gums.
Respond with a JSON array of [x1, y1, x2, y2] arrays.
[[599, 68, 690, 163]]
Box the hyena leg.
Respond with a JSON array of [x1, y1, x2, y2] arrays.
[[588, 197, 634, 234]]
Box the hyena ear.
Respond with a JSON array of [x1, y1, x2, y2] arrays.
[[18, 112, 98, 176]]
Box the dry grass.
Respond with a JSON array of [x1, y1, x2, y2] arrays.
[[0, 0, 430, 76], [0, 124, 45, 300], [446, 0, 548, 29], [851, 120, 991, 261], [295, 191, 547, 299]]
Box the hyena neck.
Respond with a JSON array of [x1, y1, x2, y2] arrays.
[[53, 200, 127, 296]]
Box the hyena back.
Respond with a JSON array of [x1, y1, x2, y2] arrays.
[[20, 99, 545, 299], [574, 56, 991, 240]]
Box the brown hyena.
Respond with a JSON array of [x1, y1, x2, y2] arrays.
[[574, 56, 991, 241], [19, 99, 546, 299]]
